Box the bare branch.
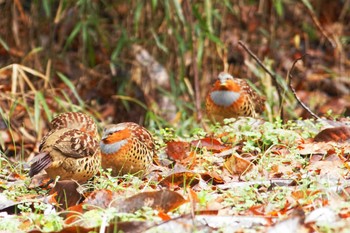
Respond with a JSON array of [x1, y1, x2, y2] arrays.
[[287, 55, 321, 120], [238, 40, 283, 120]]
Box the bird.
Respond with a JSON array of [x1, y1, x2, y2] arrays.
[[29, 112, 101, 183], [49, 112, 98, 138], [206, 72, 265, 122], [100, 122, 155, 177]]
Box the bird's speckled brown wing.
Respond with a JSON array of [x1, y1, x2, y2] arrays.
[[236, 78, 265, 115], [125, 122, 155, 152], [53, 129, 99, 158], [31, 128, 100, 182], [39, 112, 98, 151]]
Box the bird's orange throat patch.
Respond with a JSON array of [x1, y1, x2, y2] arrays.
[[103, 129, 131, 144], [213, 80, 241, 92]]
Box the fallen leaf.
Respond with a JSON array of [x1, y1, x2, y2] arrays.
[[115, 190, 187, 213], [297, 141, 350, 156], [28, 174, 51, 189], [83, 189, 117, 209], [291, 190, 320, 201], [191, 137, 229, 152], [224, 154, 254, 175], [339, 207, 350, 218], [49, 180, 82, 209], [200, 172, 225, 185], [158, 211, 172, 221], [30, 221, 151, 233], [314, 126, 350, 142], [307, 160, 345, 180], [159, 171, 200, 188], [65, 204, 84, 224], [166, 141, 190, 161], [268, 209, 305, 233]]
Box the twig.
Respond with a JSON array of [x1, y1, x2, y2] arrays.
[[184, 1, 202, 122], [287, 55, 321, 120], [238, 40, 283, 120]]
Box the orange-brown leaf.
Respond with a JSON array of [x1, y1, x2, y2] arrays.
[[224, 154, 254, 175], [166, 141, 190, 161], [191, 137, 229, 152], [115, 190, 187, 213], [83, 189, 116, 208], [158, 211, 172, 220], [314, 126, 350, 143], [159, 171, 200, 188]]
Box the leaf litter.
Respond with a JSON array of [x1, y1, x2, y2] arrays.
[[0, 115, 350, 232]]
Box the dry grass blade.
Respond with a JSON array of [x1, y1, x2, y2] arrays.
[[1, 64, 49, 95]]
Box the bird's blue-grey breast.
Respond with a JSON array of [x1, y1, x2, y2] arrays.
[[100, 139, 128, 155], [210, 91, 240, 107]]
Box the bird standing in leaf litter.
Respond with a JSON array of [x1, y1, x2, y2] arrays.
[[100, 122, 155, 177], [206, 72, 265, 122], [29, 112, 101, 183]]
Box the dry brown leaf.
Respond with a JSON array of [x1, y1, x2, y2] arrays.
[[65, 204, 85, 224], [224, 154, 254, 175], [30, 221, 151, 233], [339, 207, 350, 218], [191, 137, 229, 153], [200, 172, 225, 185], [314, 126, 350, 143], [49, 180, 82, 209], [307, 159, 345, 180], [159, 171, 200, 188], [158, 211, 172, 221], [165, 141, 190, 161], [297, 141, 350, 156], [83, 189, 116, 208], [115, 190, 187, 213]]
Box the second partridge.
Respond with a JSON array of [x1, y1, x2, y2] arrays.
[[100, 122, 155, 176], [29, 112, 100, 183], [206, 72, 265, 122]]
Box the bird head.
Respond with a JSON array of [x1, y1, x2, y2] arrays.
[[213, 72, 240, 92], [101, 123, 131, 143], [100, 123, 131, 155]]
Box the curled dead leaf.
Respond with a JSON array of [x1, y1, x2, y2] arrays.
[[224, 154, 254, 175]]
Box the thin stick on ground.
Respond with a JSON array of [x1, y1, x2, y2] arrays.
[[238, 40, 283, 120], [287, 55, 321, 120]]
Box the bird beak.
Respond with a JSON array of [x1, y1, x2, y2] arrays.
[[101, 135, 108, 140], [219, 80, 227, 87]]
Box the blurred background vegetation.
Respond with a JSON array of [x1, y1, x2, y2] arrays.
[[0, 0, 349, 158]]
